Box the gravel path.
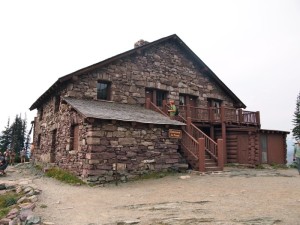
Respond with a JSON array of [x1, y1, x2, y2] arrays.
[[2, 163, 300, 225]]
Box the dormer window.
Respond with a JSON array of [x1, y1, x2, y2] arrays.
[[97, 81, 111, 100]]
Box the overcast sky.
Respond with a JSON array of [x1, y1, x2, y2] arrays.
[[0, 0, 299, 140]]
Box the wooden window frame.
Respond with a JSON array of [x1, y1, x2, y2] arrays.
[[70, 124, 79, 151], [50, 129, 57, 163], [145, 88, 168, 107], [179, 94, 198, 106], [97, 81, 111, 101], [54, 96, 60, 113]]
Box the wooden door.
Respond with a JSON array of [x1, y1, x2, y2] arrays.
[[267, 134, 285, 164], [238, 135, 248, 164], [187, 96, 197, 107], [145, 89, 153, 103]]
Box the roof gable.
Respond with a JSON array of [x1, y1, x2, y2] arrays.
[[30, 34, 246, 110]]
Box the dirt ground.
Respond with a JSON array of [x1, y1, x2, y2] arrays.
[[2, 164, 300, 225]]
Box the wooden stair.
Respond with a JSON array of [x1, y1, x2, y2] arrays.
[[205, 153, 222, 172]]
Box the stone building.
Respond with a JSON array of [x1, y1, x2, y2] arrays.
[[30, 34, 289, 184]]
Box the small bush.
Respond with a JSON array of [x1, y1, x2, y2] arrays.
[[0, 192, 19, 208], [35, 164, 43, 171], [270, 163, 288, 169], [289, 162, 298, 168], [0, 208, 9, 219], [45, 167, 86, 185], [255, 164, 266, 169], [0, 192, 21, 219]]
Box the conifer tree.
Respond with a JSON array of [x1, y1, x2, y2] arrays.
[[0, 119, 12, 152], [10, 114, 26, 155], [0, 114, 29, 156], [292, 91, 300, 141]]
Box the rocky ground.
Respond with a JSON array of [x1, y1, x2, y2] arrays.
[[1, 163, 300, 225]]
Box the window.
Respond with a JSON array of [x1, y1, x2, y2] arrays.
[[208, 99, 222, 114], [97, 81, 111, 100], [54, 96, 60, 113], [70, 124, 79, 151], [156, 90, 167, 107], [179, 94, 198, 107], [50, 129, 57, 163], [179, 95, 185, 106], [145, 88, 167, 107]]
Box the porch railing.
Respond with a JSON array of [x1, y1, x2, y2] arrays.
[[146, 98, 224, 172], [145, 98, 169, 117], [181, 128, 223, 172], [182, 116, 223, 171], [188, 119, 218, 160], [178, 104, 260, 126], [181, 129, 199, 161]]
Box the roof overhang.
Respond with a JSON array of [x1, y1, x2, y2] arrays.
[[63, 97, 185, 126]]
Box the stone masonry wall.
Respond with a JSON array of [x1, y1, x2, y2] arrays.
[[33, 99, 89, 176], [62, 41, 236, 107], [33, 98, 187, 183], [83, 120, 187, 184]]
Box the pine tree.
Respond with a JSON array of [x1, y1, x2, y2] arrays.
[[0, 118, 12, 152], [10, 115, 26, 155], [292, 91, 300, 141]]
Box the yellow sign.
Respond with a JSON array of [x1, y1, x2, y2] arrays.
[[169, 129, 182, 139]]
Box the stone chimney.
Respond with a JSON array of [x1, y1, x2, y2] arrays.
[[134, 39, 149, 48]]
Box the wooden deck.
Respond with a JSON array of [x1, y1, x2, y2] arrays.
[[164, 104, 260, 127], [146, 98, 261, 172]]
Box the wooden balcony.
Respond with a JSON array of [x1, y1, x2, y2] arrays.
[[162, 102, 260, 127]]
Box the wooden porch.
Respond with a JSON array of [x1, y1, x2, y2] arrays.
[[165, 103, 261, 127], [145, 98, 261, 173]]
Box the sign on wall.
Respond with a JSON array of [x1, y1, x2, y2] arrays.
[[169, 129, 182, 139]]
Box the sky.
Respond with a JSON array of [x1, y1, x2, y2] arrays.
[[0, 0, 299, 141]]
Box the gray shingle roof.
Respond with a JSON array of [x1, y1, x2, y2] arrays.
[[63, 97, 185, 126]]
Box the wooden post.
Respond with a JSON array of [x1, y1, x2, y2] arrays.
[[186, 104, 191, 120], [210, 125, 214, 140], [238, 109, 243, 123], [256, 111, 260, 126], [221, 121, 227, 164], [209, 107, 214, 122], [146, 98, 150, 109], [186, 117, 192, 134], [198, 138, 205, 172], [162, 100, 168, 115], [220, 105, 225, 123], [217, 139, 224, 170]]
